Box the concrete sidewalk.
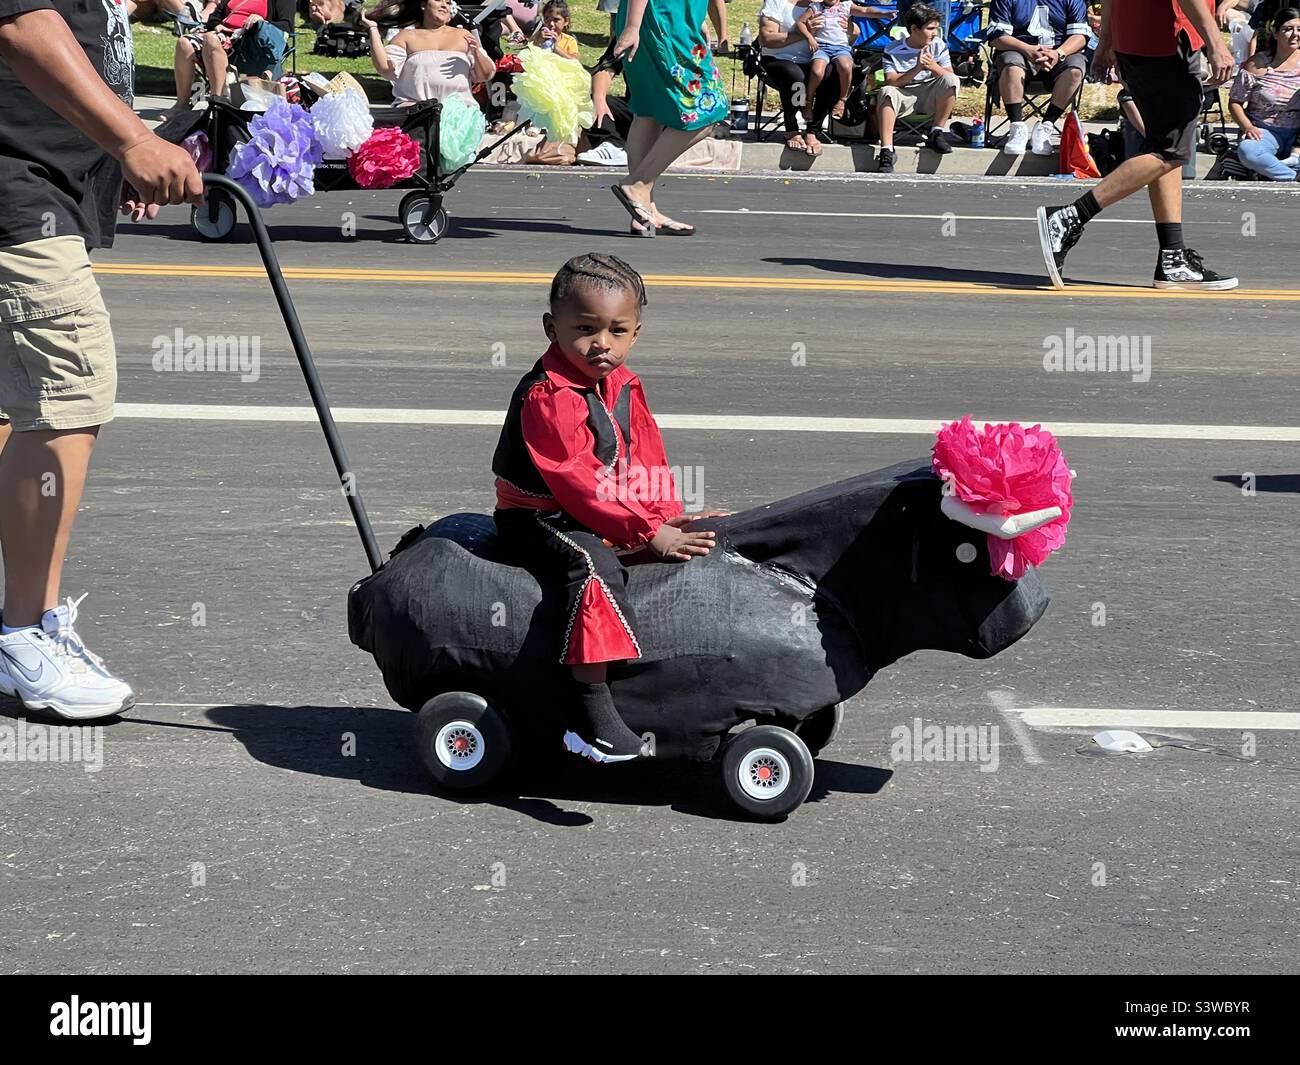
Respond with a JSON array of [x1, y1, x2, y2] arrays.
[[134, 94, 1231, 180]]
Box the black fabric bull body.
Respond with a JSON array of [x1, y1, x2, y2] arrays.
[[347, 458, 1050, 760]]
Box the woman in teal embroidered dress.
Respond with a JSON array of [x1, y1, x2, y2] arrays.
[[611, 0, 729, 236]]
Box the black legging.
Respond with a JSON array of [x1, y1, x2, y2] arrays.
[[760, 56, 843, 137]]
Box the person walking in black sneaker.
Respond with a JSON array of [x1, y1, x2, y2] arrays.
[[1036, 0, 1239, 290]]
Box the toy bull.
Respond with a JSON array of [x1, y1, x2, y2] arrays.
[[348, 457, 1062, 818]]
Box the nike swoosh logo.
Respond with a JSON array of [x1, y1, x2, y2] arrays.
[[0, 649, 44, 684]]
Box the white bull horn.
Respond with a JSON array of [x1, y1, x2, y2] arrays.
[[941, 495, 1063, 540]]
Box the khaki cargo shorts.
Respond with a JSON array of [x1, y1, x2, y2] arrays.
[[0, 235, 116, 432], [879, 73, 962, 118]]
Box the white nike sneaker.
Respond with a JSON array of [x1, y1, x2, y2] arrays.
[[576, 142, 629, 167], [1030, 120, 1056, 156], [1003, 121, 1030, 155], [0, 595, 134, 720]]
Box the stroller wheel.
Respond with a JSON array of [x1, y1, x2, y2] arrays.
[[399, 192, 448, 244], [721, 725, 814, 821], [416, 691, 513, 791], [192, 189, 236, 242]]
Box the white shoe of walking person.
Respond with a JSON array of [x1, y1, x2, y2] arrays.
[[0, 595, 134, 720]]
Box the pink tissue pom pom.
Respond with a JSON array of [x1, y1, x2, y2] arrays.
[[931, 415, 1074, 580], [348, 127, 421, 189]]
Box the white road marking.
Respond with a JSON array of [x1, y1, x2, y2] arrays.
[[987, 689, 1044, 765], [113, 403, 1300, 442], [1015, 708, 1300, 730], [694, 210, 1183, 225]]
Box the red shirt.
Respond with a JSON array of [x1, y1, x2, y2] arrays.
[[1112, 0, 1210, 57], [217, 0, 267, 30], [495, 345, 684, 549]]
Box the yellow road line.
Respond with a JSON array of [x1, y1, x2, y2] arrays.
[[93, 262, 1300, 300]]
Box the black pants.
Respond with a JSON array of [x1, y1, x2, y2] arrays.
[[494, 509, 642, 666], [585, 96, 634, 147], [760, 56, 843, 136], [1116, 38, 1203, 166]]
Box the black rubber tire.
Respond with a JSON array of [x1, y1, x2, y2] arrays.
[[721, 725, 814, 821], [415, 691, 512, 791], [399, 192, 448, 244], [191, 189, 236, 242], [795, 703, 844, 759]]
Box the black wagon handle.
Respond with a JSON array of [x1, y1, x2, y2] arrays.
[[202, 174, 385, 574]]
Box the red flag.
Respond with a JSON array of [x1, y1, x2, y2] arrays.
[[1059, 111, 1101, 179]]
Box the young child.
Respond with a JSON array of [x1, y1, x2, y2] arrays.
[[532, 0, 581, 60], [795, 1, 883, 119], [492, 254, 717, 763]]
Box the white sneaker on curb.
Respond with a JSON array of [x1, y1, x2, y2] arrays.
[[1030, 120, 1056, 156], [0, 596, 134, 720], [576, 142, 629, 167], [1003, 121, 1030, 155]]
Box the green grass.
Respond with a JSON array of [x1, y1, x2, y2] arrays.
[[132, 4, 1119, 119]]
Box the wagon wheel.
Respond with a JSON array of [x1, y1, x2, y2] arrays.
[[794, 703, 844, 759], [721, 725, 814, 821], [398, 191, 448, 244], [415, 691, 512, 790], [191, 187, 236, 242]]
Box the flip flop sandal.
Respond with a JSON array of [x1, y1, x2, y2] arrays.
[[805, 139, 824, 157], [629, 219, 655, 238], [654, 216, 696, 236], [832, 100, 847, 118], [787, 137, 808, 153], [612, 185, 655, 235]]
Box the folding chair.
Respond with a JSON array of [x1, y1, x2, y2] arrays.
[[738, 43, 793, 143]]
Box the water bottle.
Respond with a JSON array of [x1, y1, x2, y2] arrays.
[[540, 37, 556, 51], [1229, 20, 1252, 66], [970, 117, 985, 149], [739, 21, 752, 47]]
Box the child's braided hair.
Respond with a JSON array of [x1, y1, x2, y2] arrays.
[[550, 253, 648, 313]]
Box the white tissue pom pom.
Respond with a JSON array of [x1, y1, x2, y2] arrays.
[[312, 89, 375, 159]]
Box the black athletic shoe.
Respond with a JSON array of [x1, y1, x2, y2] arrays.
[[925, 127, 953, 155], [876, 146, 896, 173], [1035, 204, 1085, 290], [1153, 247, 1239, 291]]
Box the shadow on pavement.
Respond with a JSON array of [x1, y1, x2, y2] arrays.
[[764, 255, 1135, 289], [194, 703, 891, 825], [1213, 473, 1300, 494]]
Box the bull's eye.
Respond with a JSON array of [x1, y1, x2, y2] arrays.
[[955, 542, 977, 564]]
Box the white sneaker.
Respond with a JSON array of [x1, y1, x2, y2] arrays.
[[1030, 120, 1056, 156], [0, 595, 134, 720], [1003, 121, 1030, 155], [576, 142, 629, 167]]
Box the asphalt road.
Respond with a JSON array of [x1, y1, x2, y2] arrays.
[[3, 171, 1298, 974]]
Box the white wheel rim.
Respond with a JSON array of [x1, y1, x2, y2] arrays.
[[434, 719, 485, 771], [195, 202, 232, 237], [404, 203, 443, 241], [738, 746, 792, 801]]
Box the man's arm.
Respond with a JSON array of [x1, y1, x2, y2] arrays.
[[1176, 0, 1234, 82], [0, 9, 201, 205]]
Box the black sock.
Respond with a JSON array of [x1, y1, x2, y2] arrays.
[[1044, 103, 1065, 123], [1156, 222, 1185, 251], [576, 680, 644, 754], [1007, 101, 1025, 123], [1072, 190, 1102, 224]]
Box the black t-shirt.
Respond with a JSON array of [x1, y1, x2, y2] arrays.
[[0, 0, 133, 250]]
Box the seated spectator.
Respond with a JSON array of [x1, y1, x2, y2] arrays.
[[578, 35, 633, 166], [794, 2, 885, 121], [161, 0, 268, 117], [876, 3, 960, 172], [1229, 7, 1300, 180], [361, 0, 496, 106], [529, 0, 581, 59], [756, 0, 852, 156], [987, 0, 1088, 156]]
